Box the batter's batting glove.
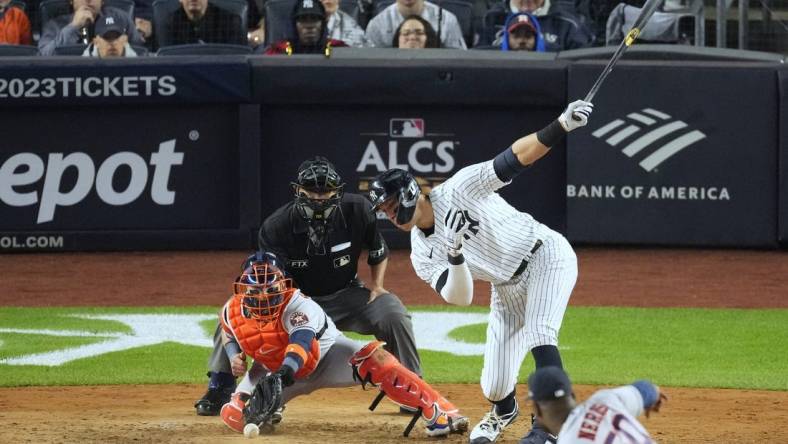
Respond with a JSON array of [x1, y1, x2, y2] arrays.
[[444, 208, 470, 256], [558, 100, 594, 132]]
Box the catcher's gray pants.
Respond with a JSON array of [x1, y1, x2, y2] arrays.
[[208, 287, 422, 377], [235, 335, 361, 402]]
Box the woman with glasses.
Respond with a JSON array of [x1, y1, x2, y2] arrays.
[[392, 14, 439, 48]]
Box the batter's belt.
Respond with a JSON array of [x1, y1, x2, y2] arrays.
[[512, 239, 543, 279]]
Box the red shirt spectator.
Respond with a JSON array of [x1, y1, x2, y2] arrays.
[[0, 0, 32, 45]]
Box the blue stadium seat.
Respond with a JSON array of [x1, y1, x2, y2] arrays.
[[0, 44, 39, 56], [263, 0, 297, 44]]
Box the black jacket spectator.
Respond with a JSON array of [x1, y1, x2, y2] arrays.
[[166, 3, 245, 45]]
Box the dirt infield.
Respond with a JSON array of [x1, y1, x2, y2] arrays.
[[1, 248, 787, 443]]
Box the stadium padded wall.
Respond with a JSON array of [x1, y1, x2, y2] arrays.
[[0, 52, 785, 251], [780, 67, 788, 244]]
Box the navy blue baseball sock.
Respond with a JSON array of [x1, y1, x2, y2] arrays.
[[208, 371, 236, 390], [531, 345, 563, 369], [493, 390, 517, 416]]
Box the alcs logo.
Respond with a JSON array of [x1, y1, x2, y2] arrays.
[[0, 140, 183, 223], [356, 118, 456, 174]]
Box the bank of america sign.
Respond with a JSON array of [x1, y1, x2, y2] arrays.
[[591, 108, 706, 172]]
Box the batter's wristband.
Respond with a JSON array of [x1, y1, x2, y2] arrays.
[[447, 252, 465, 265], [536, 119, 567, 148]]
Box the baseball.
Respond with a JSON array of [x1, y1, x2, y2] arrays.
[[243, 423, 259, 439]]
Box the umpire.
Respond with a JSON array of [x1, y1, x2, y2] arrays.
[[195, 156, 422, 416]]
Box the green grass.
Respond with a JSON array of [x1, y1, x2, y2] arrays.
[[0, 306, 786, 390]]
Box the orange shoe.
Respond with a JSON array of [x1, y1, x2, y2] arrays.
[[220, 392, 248, 433]]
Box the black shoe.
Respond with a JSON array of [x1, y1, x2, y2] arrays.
[[518, 417, 556, 444], [194, 386, 234, 416]]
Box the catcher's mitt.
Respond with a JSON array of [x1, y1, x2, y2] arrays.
[[244, 372, 284, 427]]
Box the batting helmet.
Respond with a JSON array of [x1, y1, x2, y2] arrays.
[[368, 169, 421, 225], [234, 252, 293, 326], [291, 156, 345, 223]]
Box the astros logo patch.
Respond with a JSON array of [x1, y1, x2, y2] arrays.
[[289, 311, 309, 327]]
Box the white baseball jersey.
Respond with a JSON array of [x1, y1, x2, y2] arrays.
[[409, 159, 578, 402], [410, 160, 547, 286], [557, 386, 656, 444]]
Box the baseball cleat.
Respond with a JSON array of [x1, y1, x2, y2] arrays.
[[468, 400, 519, 443], [425, 413, 469, 437], [195, 386, 234, 416]]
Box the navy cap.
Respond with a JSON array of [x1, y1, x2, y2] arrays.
[[293, 0, 325, 20], [95, 14, 127, 39], [527, 366, 573, 401]]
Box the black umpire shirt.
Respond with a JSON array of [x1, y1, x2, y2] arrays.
[[257, 193, 389, 297]]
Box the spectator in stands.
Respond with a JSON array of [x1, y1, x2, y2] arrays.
[[392, 14, 438, 48], [365, 0, 466, 49], [263, 0, 347, 55], [39, 0, 143, 56], [133, 0, 154, 44], [497, 12, 544, 51], [165, 0, 246, 46], [321, 0, 368, 47], [82, 12, 140, 56], [0, 0, 32, 45], [246, 0, 265, 49], [481, 0, 594, 50]]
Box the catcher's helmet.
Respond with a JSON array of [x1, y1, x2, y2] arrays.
[[291, 156, 345, 223], [234, 252, 293, 326], [368, 169, 420, 225]]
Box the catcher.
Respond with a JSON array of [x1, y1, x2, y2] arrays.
[[218, 251, 469, 438]]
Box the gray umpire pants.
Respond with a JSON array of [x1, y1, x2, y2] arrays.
[[207, 287, 422, 377]]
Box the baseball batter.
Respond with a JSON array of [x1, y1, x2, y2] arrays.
[[527, 366, 667, 443], [218, 251, 469, 438], [368, 100, 594, 444]]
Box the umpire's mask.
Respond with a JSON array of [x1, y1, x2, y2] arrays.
[[291, 156, 345, 255]]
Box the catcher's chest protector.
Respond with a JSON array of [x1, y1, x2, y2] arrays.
[[225, 298, 320, 378]]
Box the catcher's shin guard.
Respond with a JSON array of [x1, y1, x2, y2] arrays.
[[220, 392, 248, 433], [350, 341, 464, 437]]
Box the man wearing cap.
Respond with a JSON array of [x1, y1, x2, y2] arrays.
[[39, 0, 143, 55], [165, 0, 245, 46], [498, 12, 544, 51], [82, 14, 139, 57], [195, 156, 421, 417], [263, 0, 347, 55], [527, 366, 667, 443]]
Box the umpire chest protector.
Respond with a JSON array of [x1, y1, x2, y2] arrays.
[[223, 297, 320, 378]]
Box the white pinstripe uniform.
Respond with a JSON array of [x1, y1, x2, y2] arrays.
[[556, 387, 655, 444], [410, 160, 578, 401]]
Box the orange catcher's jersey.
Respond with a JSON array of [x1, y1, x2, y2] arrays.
[[221, 289, 341, 378], [557, 386, 655, 444]]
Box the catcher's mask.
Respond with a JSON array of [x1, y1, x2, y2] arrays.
[[235, 258, 293, 326], [291, 156, 345, 255], [368, 169, 420, 225]]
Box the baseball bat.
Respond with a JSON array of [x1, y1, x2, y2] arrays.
[[572, 0, 664, 120]]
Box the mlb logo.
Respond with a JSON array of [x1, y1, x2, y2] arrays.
[[390, 118, 424, 138]]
